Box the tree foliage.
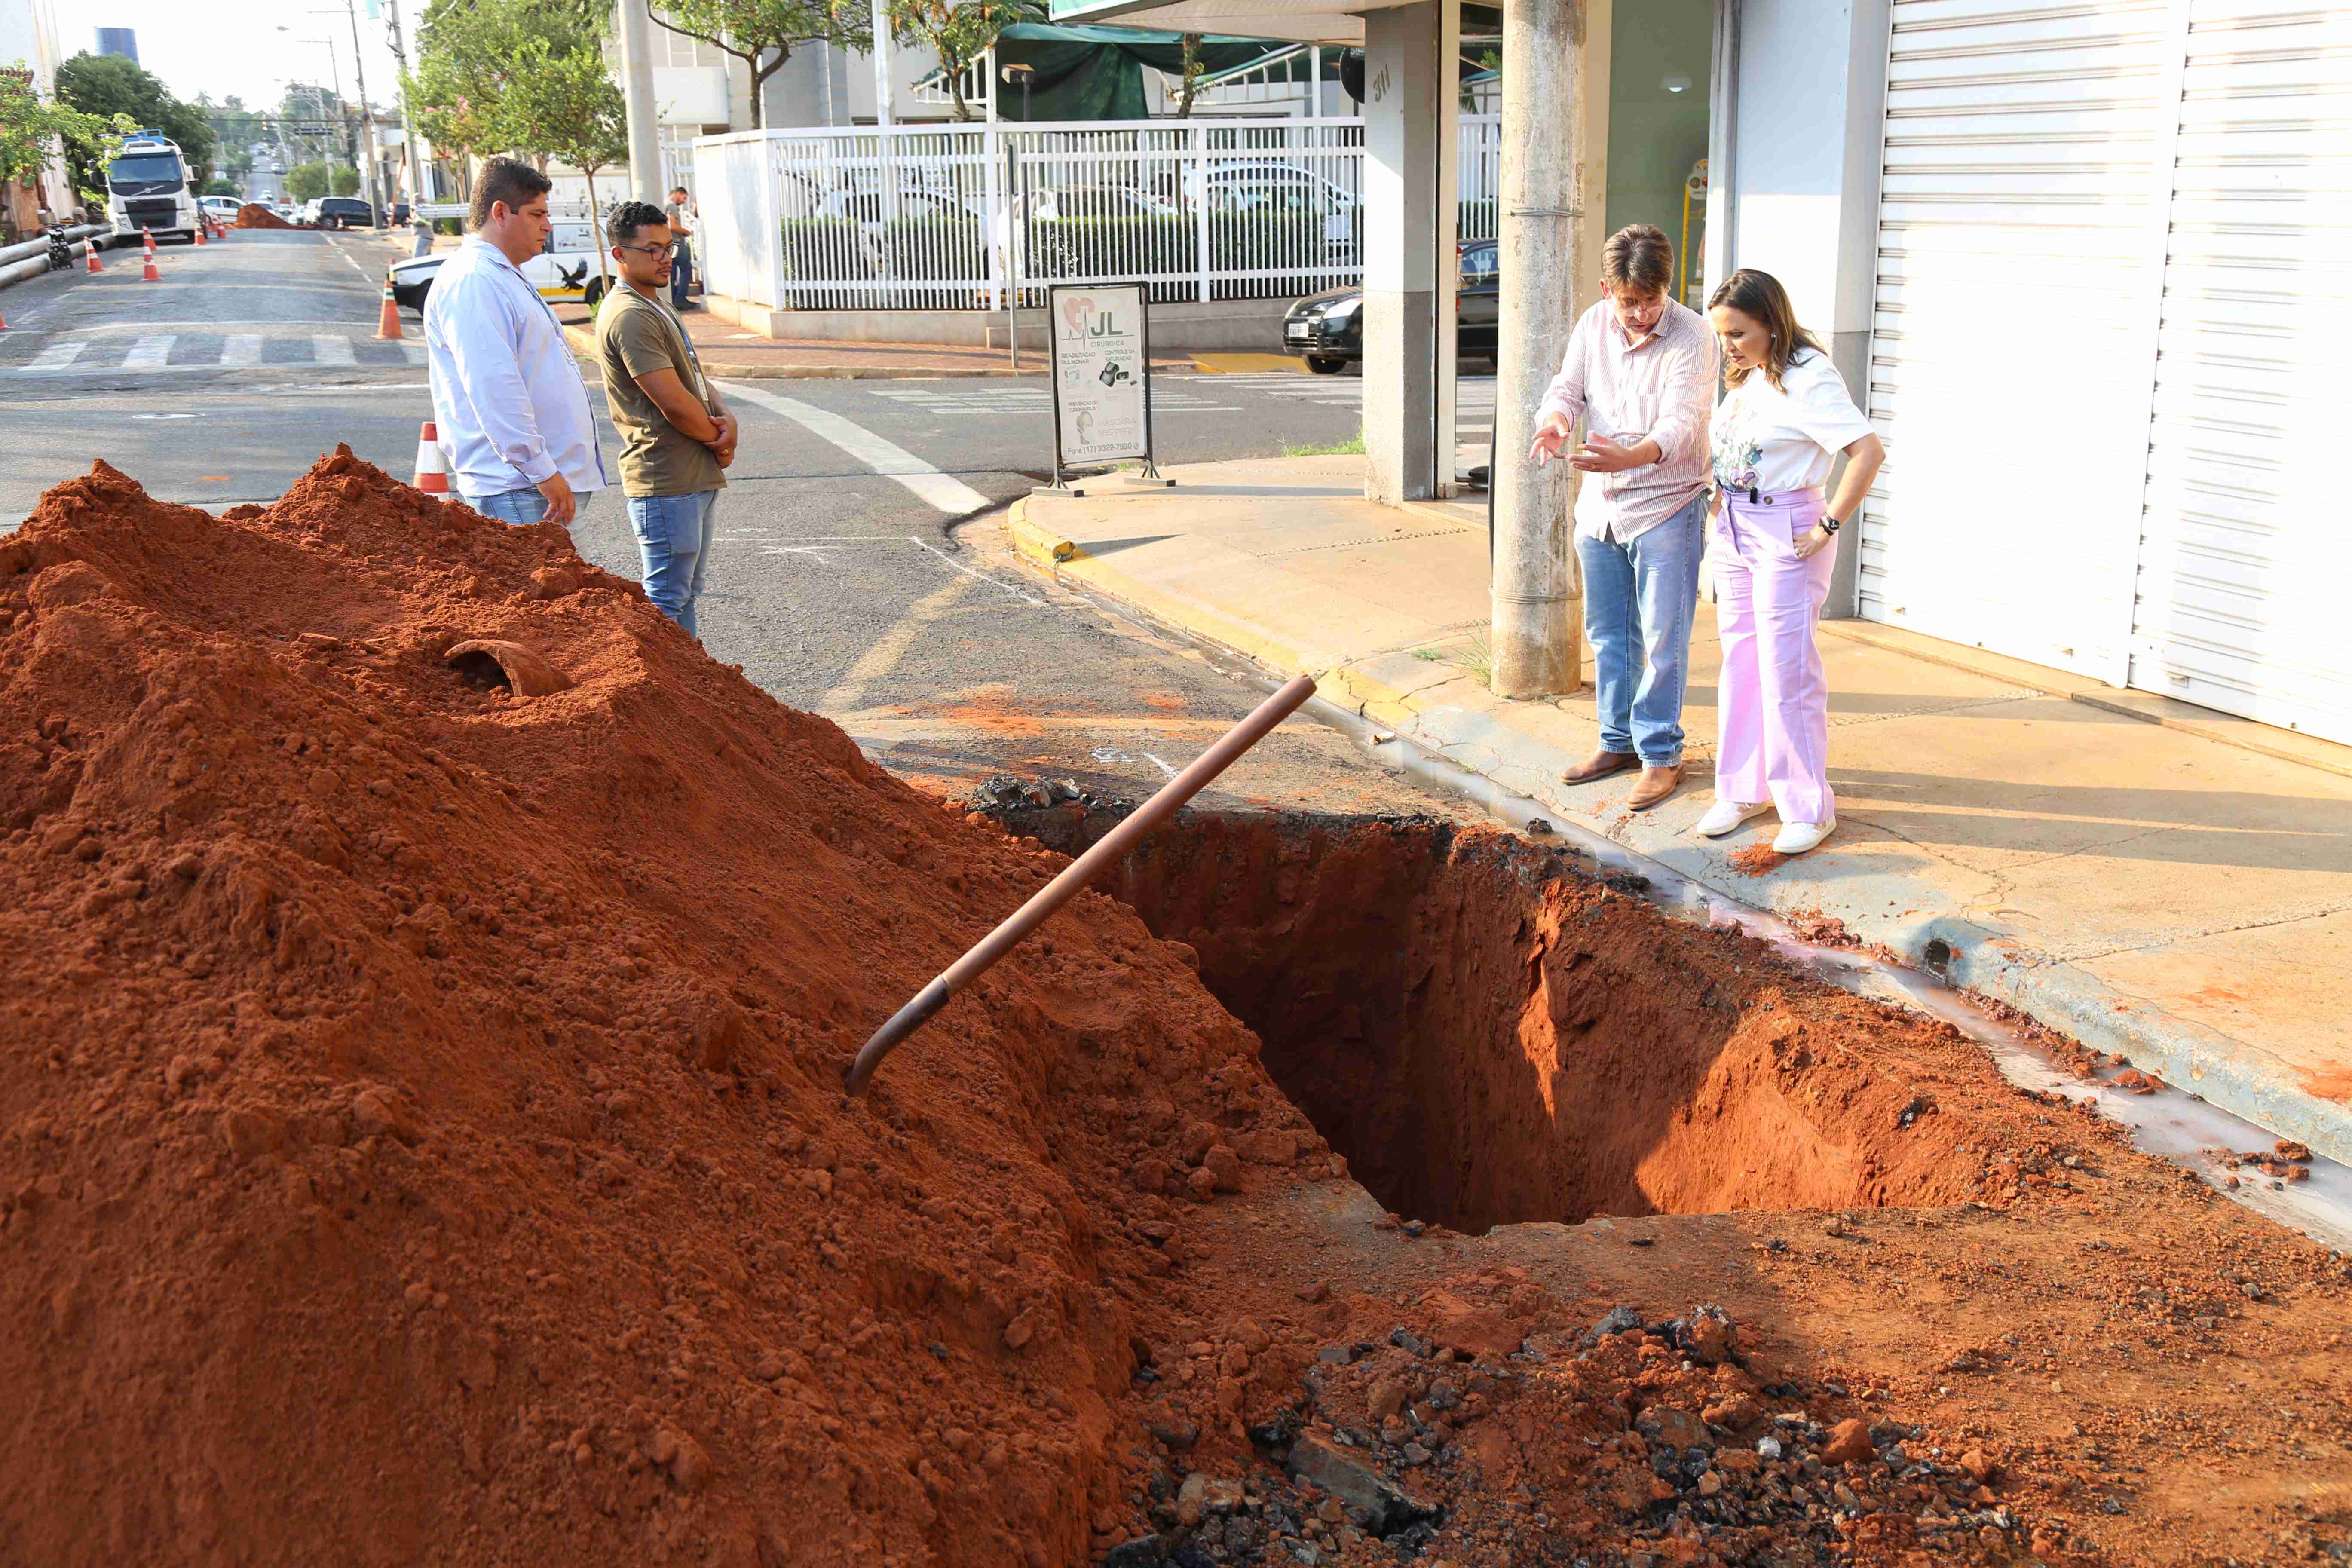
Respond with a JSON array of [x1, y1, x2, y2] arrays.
[[1, 61, 134, 208], [885, 0, 1041, 122], [647, 0, 871, 131], [407, 0, 623, 189], [55, 52, 217, 187], [286, 160, 331, 202], [499, 32, 629, 278]]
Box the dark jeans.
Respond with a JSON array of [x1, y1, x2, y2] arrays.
[[670, 237, 694, 309]]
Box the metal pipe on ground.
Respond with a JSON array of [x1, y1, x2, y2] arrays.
[[1489, 0, 1587, 697], [843, 673, 1319, 1096], [0, 235, 110, 293], [0, 225, 107, 271]]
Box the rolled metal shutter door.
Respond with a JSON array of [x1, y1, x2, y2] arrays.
[[1862, 1, 2177, 678], [2127, 1, 2352, 742]]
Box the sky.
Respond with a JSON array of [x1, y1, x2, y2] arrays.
[[77, 0, 415, 118]]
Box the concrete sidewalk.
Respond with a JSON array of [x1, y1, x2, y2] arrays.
[[1007, 454, 2352, 1166]]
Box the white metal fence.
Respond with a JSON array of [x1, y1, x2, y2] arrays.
[[694, 115, 1502, 312]]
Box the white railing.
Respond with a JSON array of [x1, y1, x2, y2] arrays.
[[910, 48, 995, 118], [694, 114, 1501, 312]]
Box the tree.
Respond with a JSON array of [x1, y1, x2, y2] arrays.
[[886, 0, 1040, 122], [331, 166, 362, 196], [1, 61, 133, 213], [55, 52, 217, 187], [1173, 32, 1203, 117], [406, 0, 608, 184], [498, 34, 628, 283], [202, 176, 239, 196], [647, 0, 872, 132], [287, 160, 331, 202]]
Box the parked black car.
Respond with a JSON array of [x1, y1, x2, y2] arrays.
[[316, 197, 377, 230], [1283, 241, 1499, 374]]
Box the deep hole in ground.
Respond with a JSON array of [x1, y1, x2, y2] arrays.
[[980, 795, 1984, 1234]]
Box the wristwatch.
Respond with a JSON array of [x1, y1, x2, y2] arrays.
[[1820, 514, 1844, 534]]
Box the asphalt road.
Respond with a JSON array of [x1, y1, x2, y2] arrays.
[[0, 230, 1479, 814]]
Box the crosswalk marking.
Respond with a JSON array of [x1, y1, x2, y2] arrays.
[[312, 335, 355, 367], [123, 334, 175, 368], [221, 334, 263, 367], [27, 341, 86, 370]]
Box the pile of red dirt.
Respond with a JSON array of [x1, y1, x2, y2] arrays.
[[0, 452, 1335, 1565], [233, 202, 295, 229]]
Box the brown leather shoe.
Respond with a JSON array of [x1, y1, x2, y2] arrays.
[[1561, 748, 1639, 786], [1627, 762, 1683, 810]]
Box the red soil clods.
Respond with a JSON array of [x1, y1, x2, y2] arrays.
[[0, 452, 1337, 1565], [233, 202, 297, 230]]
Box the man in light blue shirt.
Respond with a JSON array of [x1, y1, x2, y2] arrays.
[[423, 157, 609, 527]]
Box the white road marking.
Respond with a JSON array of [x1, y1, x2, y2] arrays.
[[221, 334, 263, 366], [123, 334, 175, 368], [818, 572, 974, 711], [906, 535, 1044, 607], [719, 379, 993, 515], [27, 340, 86, 370], [312, 335, 356, 366]]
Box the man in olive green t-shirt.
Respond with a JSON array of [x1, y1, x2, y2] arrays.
[[593, 201, 738, 637]]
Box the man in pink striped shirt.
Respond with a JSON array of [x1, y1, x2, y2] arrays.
[[1529, 224, 1720, 811]]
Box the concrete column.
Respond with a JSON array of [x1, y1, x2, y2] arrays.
[[1489, 0, 1596, 698], [1360, 2, 1443, 505], [616, 0, 665, 203], [1724, 0, 1889, 616]]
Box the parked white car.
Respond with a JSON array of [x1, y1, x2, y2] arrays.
[[199, 196, 243, 223], [386, 219, 612, 313]]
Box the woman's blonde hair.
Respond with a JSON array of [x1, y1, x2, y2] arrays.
[[1708, 268, 1825, 391]]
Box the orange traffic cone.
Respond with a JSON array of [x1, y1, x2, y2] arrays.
[[412, 422, 453, 500], [142, 251, 160, 282], [374, 282, 403, 340], [85, 240, 102, 273], [142, 227, 155, 255], [195, 222, 207, 246]]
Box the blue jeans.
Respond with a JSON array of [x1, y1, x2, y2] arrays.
[[467, 486, 592, 527], [1576, 490, 1706, 766], [670, 238, 694, 310], [629, 490, 717, 637]]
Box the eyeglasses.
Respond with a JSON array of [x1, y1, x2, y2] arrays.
[[615, 242, 670, 258]]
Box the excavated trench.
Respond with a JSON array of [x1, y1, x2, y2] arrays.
[[985, 800, 1987, 1234]]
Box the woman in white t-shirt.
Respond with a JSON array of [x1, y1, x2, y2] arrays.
[[1695, 270, 1885, 855]]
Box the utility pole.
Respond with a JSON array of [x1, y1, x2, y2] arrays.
[[383, 0, 425, 205], [1489, 0, 1587, 697], [616, 0, 665, 202], [338, 0, 382, 219], [870, 0, 893, 127]]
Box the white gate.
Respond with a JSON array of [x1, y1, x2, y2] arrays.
[[692, 114, 1502, 313]]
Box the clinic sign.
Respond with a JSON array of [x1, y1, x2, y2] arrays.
[[1044, 281, 1164, 486]]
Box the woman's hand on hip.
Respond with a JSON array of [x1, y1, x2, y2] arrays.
[[1791, 523, 1836, 561]]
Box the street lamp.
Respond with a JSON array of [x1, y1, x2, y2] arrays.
[[999, 61, 1034, 122]]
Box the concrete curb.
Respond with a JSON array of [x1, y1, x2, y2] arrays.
[[1005, 491, 2352, 1168], [558, 322, 1033, 380]]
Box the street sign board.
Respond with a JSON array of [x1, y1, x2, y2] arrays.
[[1045, 282, 1160, 484]]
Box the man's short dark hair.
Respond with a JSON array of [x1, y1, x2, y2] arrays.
[[470, 157, 553, 230], [610, 200, 669, 247], [1601, 223, 1674, 297], [669, 185, 688, 198]]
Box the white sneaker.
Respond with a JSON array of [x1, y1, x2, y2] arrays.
[[1772, 815, 1837, 854], [1695, 798, 1773, 837]]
